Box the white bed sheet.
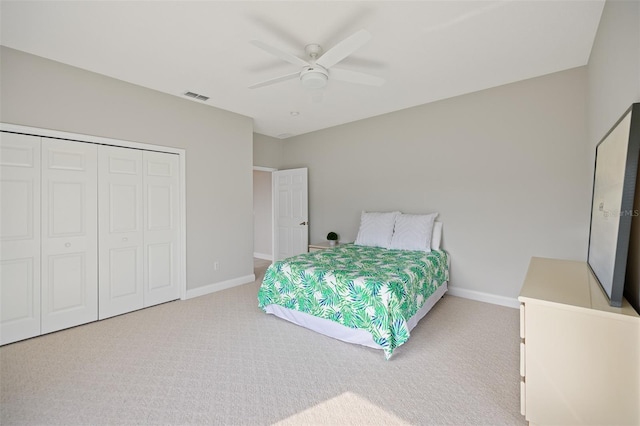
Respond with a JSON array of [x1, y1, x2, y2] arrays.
[[264, 281, 448, 351]]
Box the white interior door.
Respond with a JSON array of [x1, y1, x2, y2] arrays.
[[0, 133, 41, 345], [98, 145, 144, 319], [273, 168, 308, 261], [143, 151, 180, 307], [41, 138, 98, 334]]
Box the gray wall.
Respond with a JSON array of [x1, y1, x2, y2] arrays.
[[267, 0, 640, 303], [254, 0, 640, 304], [253, 133, 284, 260], [5, 1, 631, 302], [253, 170, 272, 258], [587, 0, 640, 154], [281, 68, 590, 300], [254, 133, 284, 169], [0, 46, 255, 291]]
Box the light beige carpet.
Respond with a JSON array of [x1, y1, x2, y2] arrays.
[[0, 262, 524, 425]]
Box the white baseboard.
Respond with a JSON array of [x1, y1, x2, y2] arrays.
[[447, 286, 520, 309], [253, 252, 272, 261], [185, 274, 256, 299]]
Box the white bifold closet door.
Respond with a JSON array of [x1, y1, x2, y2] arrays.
[[98, 146, 179, 319], [143, 151, 180, 307], [98, 146, 144, 319], [40, 138, 98, 334], [0, 133, 42, 344]]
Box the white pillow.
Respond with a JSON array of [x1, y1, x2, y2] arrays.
[[354, 211, 400, 249], [389, 213, 438, 251], [431, 221, 443, 250]]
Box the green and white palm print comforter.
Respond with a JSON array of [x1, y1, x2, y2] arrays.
[[257, 244, 449, 359]]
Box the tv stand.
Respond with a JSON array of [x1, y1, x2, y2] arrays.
[[519, 257, 640, 425]]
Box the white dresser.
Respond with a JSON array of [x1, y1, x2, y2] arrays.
[[519, 257, 640, 426]]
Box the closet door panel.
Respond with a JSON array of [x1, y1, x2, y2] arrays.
[[98, 146, 144, 319], [47, 253, 87, 311], [143, 151, 180, 306], [41, 138, 98, 334], [0, 133, 41, 345]]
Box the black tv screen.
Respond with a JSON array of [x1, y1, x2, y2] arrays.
[[587, 103, 640, 308]]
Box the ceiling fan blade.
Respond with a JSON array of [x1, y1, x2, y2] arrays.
[[329, 68, 385, 86], [250, 40, 309, 67], [249, 71, 300, 89], [315, 29, 372, 69]]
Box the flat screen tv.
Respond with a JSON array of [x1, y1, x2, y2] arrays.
[[587, 103, 640, 309]]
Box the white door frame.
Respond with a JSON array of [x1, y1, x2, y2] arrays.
[[0, 123, 188, 300], [253, 166, 311, 261]]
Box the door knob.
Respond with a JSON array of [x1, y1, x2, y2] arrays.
[[299, 221, 308, 225]]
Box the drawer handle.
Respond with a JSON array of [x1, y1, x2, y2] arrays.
[[65, 242, 71, 248]]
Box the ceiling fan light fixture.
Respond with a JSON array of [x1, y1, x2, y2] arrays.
[[300, 67, 328, 89], [249, 30, 384, 90]]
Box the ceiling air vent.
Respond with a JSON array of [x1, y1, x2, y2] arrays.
[[183, 91, 209, 101]]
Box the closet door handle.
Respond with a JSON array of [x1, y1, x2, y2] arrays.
[[299, 221, 308, 226], [65, 242, 71, 248]]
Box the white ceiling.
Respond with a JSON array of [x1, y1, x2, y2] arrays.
[[1, 1, 605, 139]]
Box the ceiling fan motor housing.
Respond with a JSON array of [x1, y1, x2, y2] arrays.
[[300, 66, 329, 89]]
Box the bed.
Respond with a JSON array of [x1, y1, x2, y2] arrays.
[[258, 211, 449, 359]]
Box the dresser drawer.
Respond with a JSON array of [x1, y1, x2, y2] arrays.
[[519, 303, 525, 339], [520, 379, 526, 416]]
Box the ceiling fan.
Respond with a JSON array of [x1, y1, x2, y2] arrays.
[[249, 29, 385, 90]]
